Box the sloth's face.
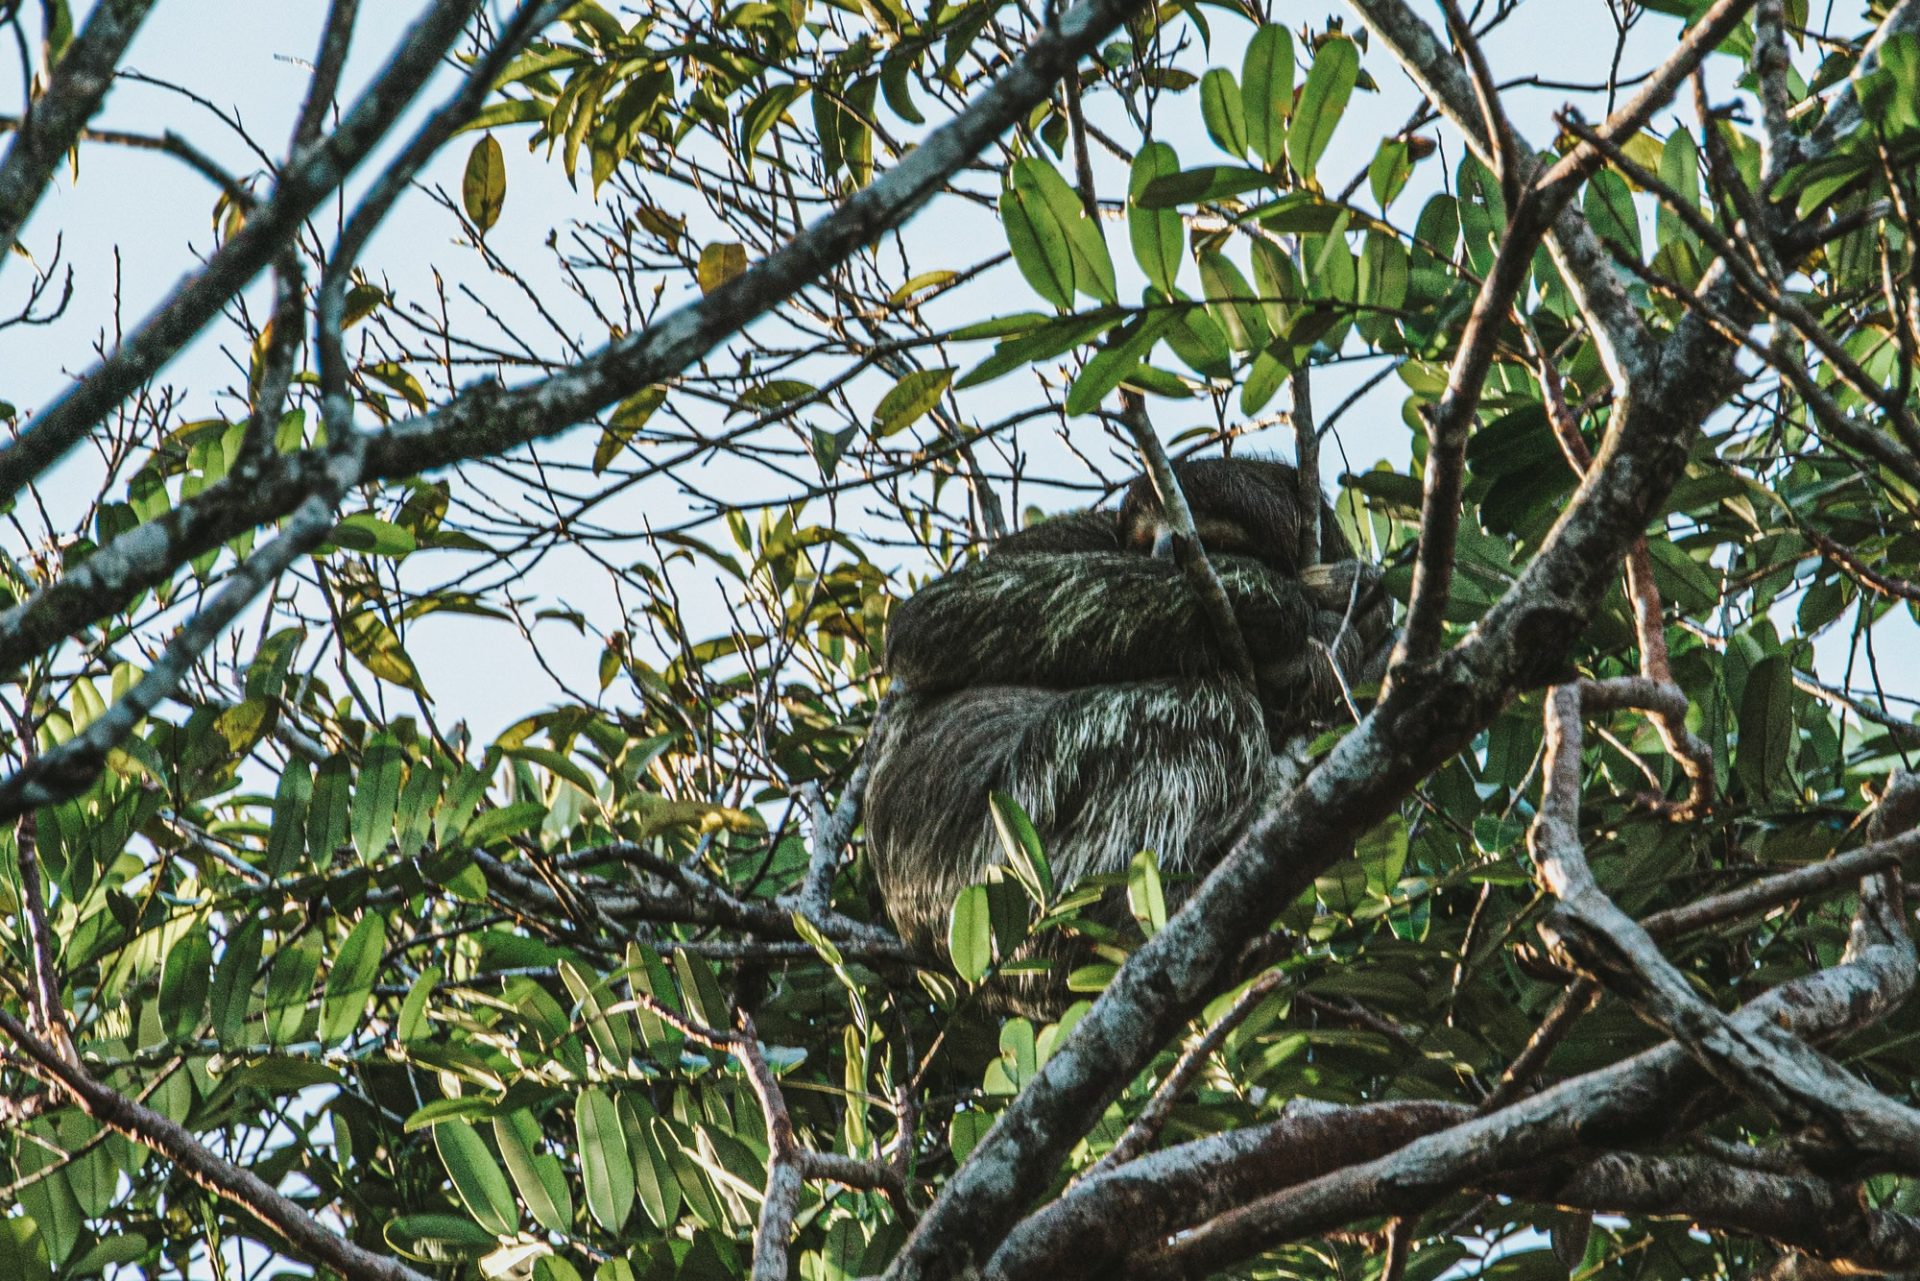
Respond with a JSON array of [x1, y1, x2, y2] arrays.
[[1121, 513, 1266, 561], [1116, 459, 1309, 575]]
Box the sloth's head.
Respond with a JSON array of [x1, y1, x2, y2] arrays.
[[1117, 457, 1316, 575]]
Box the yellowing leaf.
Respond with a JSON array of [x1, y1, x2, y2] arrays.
[[593, 386, 666, 473], [871, 367, 953, 437], [342, 611, 428, 695], [462, 134, 506, 234], [697, 242, 748, 294]]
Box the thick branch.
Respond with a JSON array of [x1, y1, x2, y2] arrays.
[[0, 0, 159, 263], [0, 0, 479, 500], [0, 0, 1163, 676], [0, 1008, 431, 1281]]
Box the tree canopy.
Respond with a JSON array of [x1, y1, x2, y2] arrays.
[[5, 1, 1920, 1279]]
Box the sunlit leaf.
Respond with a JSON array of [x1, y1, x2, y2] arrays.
[[462, 134, 506, 233], [1289, 35, 1359, 182]]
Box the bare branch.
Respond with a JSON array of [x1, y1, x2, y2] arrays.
[[0, 0, 480, 501], [0, 0, 1165, 671]]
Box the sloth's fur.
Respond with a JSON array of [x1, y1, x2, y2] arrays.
[[866, 458, 1389, 1009]]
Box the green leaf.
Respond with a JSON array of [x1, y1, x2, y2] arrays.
[[451, 98, 547, 136], [434, 1119, 518, 1236], [342, 612, 427, 695], [1735, 655, 1795, 795], [397, 965, 439, 1042], [462, 134, 506, 234], [1065, 310, 1179, 416], [495, 1112, 573, 1234], [385, 1213, 496, 1263], [1127, 849, 1167, 935], [1288, 35, 1359, 182], [949, 1109, 993, 1164], [989, 791, 1054, 902], [332, 513, 416, 558], [559, 957, 632, 1061], [621, 1097, 682, 1229], [1368, 138, 1413, 209], [1584, 168, 1642, 259], [308, 753, 351, 859], [593, 386, 666, 474], [739, 82, 804, 160], [872, 367, 954, 437], [1137, 164, 1273, 207], [1199, 68, 1248, 159], [158, 928, 213, 1041], [1356, 813, 1409, 894], [1198, 252, 1269, 351], [209, 920, 263, 1046], [1242, 25, 1295, 167], [949, 884, 993, 983], [1656, 128, 1702, 248], [1128, 142, 1185, 293], [1009, 157, 1117, 305], [955, 309, 1120, 389], [460, 800, 547, 848], [576, 1088, 635, 1232], [1000, 172, 1075, 309], [672, 949, 729, 1030], [320, 911, 387, 1044], [264, 937, 321, 1044], [265, 760, 310, 877], [352, 733, 403, 859]]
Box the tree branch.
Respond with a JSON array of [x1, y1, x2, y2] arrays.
[[0, 1007, 432, 1281], [0, 0, 159, 263]]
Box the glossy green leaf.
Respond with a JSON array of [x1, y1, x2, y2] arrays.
[[158, 928, 213, 1041], [1137, 164, 1273, 207], [352, 733, 402, 859], [576, 1088, 635, 1232], [1198, 251, 1269, 351], [989, 791, 1054, 902], [209, 919, 263, 1046], [434, 1119, 517, 1236], [594, 386, 666, 474], [319, 911, 387, 1044], [1000, 170, 1075, 309], [872, 367, 954, 437], [1288, 35, 1359, 182], [949, 884, 993, 983], [1242, 24, 1295, 166], [1735, 655, 1795, 794], [265, 759, 310, 877], [1012, 157, 1117, 304], [494, 1111, 573, 1234], [621, 1096, 683, 1229], [1199, 68, 1247, 159], [1128, 142, 1185, 293], [1127, 849, 1167, 935], [397, 964, 439, 1043], [264, 937, 322, 1044]]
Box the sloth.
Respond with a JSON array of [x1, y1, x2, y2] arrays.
[[864, 457, 1389, 1004]]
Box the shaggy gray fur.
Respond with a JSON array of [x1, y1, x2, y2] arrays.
[[866, 460, 1389, 1007]]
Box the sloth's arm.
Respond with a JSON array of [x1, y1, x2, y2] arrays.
[[885, 552, 1320, 693]]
